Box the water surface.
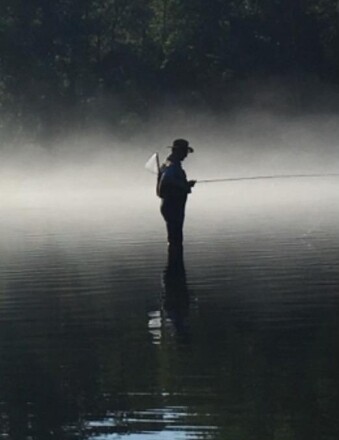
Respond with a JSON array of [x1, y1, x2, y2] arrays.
[[0, 181, 339, 440]]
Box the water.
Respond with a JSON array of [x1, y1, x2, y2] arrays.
[[1, 180, 339, 440]]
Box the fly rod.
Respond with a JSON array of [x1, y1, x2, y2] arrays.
[[144, 154, 339, 183], [197, 172, 339, 184]]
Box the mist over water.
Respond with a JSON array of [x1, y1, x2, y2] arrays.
[[1, 109, 339, 271], [1, 110, 339, 206], [1, 109, 339, 286]]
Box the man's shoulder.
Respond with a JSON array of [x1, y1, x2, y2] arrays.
[[162, 158, 180, 171]]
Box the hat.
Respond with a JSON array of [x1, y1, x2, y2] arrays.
[[169, 138, 194, 153]]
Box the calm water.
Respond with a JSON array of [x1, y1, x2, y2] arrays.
[[1, 181, 339, 440]]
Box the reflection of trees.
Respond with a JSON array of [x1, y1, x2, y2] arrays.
[[151, 252, 339, 440], [1, 245, 339, 439], [0, 249, 160, 439]]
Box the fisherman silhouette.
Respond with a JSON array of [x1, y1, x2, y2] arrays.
[[157, 139, 196, 249], [161, 246, 190, 340]]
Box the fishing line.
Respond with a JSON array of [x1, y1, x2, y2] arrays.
[[197, 173, 339, 184], [144, 153, 339, 183]]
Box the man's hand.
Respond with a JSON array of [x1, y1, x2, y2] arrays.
[[188, 180, 196, 188]]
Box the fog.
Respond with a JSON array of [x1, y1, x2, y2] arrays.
[[1, 108, 339, 216]]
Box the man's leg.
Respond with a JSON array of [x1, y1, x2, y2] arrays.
[[167, 217, 184, 246], [161, 201, 185, 247]]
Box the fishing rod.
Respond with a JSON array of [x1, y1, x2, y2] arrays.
[[144, 153, 339, 183], [197, 172, 339, 184]]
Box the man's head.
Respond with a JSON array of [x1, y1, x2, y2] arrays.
[[170, 138, 194, 160]]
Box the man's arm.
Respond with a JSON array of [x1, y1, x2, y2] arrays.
[[161, 165, 192, 192]]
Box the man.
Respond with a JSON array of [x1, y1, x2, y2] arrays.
[[157, 138, 196, 248]]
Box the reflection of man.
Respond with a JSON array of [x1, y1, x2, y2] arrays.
[[148, 247, 190, 344], [162, 246, 190, 338], [157, 139, 196, 248]]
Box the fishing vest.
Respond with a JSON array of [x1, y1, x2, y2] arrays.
[[157, 159, 189, 200]]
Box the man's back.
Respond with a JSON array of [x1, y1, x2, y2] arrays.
[[157, 154, 190, 200]]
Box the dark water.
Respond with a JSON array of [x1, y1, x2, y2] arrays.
[[1, 182, 339, 440]]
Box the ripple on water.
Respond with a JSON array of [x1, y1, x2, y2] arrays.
[[0, 189, 339, 439]]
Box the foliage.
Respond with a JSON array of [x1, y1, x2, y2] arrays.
[[0, 0, 338, 137]]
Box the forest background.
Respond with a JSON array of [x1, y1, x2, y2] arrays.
[[1, 0, 339, 142]]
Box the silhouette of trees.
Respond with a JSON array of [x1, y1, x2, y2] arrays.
[[0, 0, 338, 136]]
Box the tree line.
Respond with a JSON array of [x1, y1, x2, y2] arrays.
[[0, 0, 338, 138]]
